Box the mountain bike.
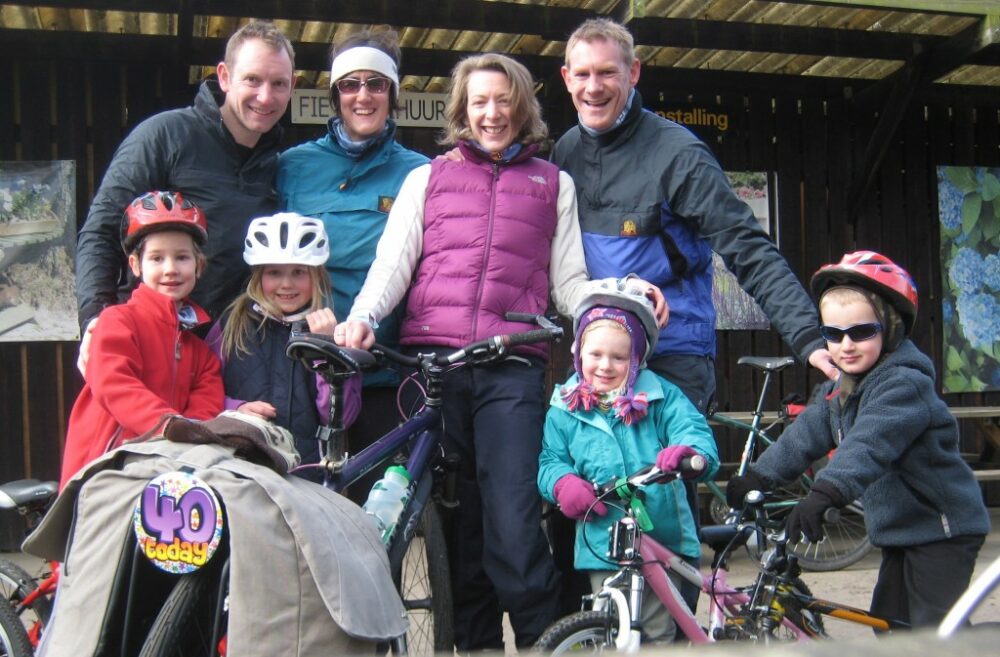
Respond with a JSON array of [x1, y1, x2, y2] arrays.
[[0, 479, 58, 653], [137, 312, 564, 657], [704, 355, 872, 571], [534, 467, 907, 654]]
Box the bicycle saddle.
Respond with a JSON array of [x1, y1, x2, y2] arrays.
[[0, 478, 58, 510], [737, 356, 796, 373], [286, 333, 377, 376]]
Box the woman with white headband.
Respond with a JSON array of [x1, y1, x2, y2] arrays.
[[277, 27, 428, 489]]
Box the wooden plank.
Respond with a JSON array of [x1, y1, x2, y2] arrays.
[[55, 58, 89, 233], [16, 59, 52, 160]]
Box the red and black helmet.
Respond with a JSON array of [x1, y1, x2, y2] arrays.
[[811, 251, 918, 331], [121, 191, 208, 252]]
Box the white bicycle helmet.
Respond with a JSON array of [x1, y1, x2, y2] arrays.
[[573, 278, 660, 365], [243, 213, 330, 266]]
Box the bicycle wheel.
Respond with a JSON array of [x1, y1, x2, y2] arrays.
[[0, 598, 31, 657], [767, 481, 873, 571], [0, 560, 51, 643], [138, 566, 226, 657], [534, 610, 615, 654], [393, 503, 453, 656]]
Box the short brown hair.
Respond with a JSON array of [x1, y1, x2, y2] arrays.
[[439, 53, 548, 147], [565, 18, 635, 68], [225, 20, 295, 69]]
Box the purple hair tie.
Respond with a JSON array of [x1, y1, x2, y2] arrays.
[[612, 392, 649, 426]]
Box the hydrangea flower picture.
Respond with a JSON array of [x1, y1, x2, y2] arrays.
[[939, 165, 1000, 392]]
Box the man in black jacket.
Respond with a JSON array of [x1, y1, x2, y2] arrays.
[[76, 20, 295, 333]]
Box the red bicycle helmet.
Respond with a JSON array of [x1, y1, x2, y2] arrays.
[[121, 191, 208, 252], [811, 251, 918, 332]]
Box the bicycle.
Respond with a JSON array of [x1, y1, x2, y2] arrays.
[[137, 312, 564, 657], [703, 355, 872, 572], [0, 479, 58, 653], [535, 466, 907, 654]]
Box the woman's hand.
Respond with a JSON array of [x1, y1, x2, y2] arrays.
[[335, 319, 375, 349]]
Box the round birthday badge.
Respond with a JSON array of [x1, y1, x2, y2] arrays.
[[132, 471, 224, 574]]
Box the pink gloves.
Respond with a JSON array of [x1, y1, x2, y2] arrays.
[[655, 445, 702, 480], [553, 474, 607, 520]]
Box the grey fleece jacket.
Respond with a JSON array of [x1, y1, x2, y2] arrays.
[[752, 340, 990, 547]]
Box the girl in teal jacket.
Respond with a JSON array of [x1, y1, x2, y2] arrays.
[[538, 282, 718, 640]]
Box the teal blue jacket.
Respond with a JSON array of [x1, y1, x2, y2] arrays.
[[538, 369, 719, 567], [277, 121, 428, 386]]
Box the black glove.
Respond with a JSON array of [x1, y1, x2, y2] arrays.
[[785, 480, 847, 544], [725, 469, 769, 509]]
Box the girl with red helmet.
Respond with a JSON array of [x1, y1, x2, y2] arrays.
[[726, 250, 989, 630], [60, 191, 224, 487]]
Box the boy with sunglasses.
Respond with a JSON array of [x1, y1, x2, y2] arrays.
[[726, 251, 989, 630]]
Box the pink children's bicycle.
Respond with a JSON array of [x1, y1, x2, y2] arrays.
[[535, 463, 906, 653]]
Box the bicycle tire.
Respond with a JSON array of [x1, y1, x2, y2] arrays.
[[393, 503, 454, 656], [137, 567, 224, 657], [534, 610, 615, 654], [0, 560, 52, 643], [767, 481, 873, 572], [0, 597, 32, 657]]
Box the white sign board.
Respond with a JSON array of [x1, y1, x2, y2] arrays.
[[291, 89, 448, 128]]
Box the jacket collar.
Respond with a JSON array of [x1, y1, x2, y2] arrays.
[[577, 89, 645, 148], [130, 282, 212, 329], [457, 140, 540, 166], [551, 369, 664, 434]]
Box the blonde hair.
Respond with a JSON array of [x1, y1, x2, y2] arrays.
[[438, 53, 548, 147], [565, 18, 635, 68], [581, 318, 630, 348], [819, 286, 872, 312], [219, 265, 331, 358]]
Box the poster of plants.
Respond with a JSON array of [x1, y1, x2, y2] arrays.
[[938, 165, 1000, 392], [0, 161, 79, 341], [714, 171, 770, 330]]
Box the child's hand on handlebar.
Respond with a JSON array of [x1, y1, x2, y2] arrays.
[[654, 445, 701, 479], [784, 480, 847, 544], [554, 474, 607, 520]]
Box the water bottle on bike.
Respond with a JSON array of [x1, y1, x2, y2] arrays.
[[363, 465, 412, 545]]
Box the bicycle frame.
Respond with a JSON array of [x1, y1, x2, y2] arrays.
[[590, 517, 810, 649]]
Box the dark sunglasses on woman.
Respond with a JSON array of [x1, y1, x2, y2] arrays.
[[819, 322, 883, 343], [334, 77, 392, 95]]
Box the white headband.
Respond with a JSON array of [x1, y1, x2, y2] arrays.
[[329, 46, 399, 90]]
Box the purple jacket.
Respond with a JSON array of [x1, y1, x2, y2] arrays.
[[399, 142, 560, 359]]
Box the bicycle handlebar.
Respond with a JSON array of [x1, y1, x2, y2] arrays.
[[287, 313, 563, 376], [595, 457, 706, 500]]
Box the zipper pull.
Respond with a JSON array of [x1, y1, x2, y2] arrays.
[[175, 341, 181, 361]]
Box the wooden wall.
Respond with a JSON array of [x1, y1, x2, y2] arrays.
[[2, 55, 1000, 495]]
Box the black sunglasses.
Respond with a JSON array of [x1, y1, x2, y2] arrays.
[[334, 77, 391, 95], [819, 322, 883, 343]]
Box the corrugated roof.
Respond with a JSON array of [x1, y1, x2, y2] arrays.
[[1, 0, 998, 91]]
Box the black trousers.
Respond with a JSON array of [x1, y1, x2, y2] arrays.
[[439, 356, 560, 650], [870, 534, 985, 630]]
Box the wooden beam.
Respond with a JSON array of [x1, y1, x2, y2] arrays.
[[847, 17, 1000, 217], [768, 0, 998, 17], [626, 15, 933, 61]]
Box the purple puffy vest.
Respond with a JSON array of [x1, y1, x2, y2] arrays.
[[399, 143, 560, 359]]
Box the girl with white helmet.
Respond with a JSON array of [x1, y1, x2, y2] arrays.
[[208, 212, 360, 478], [538, 279, 719, 643]]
